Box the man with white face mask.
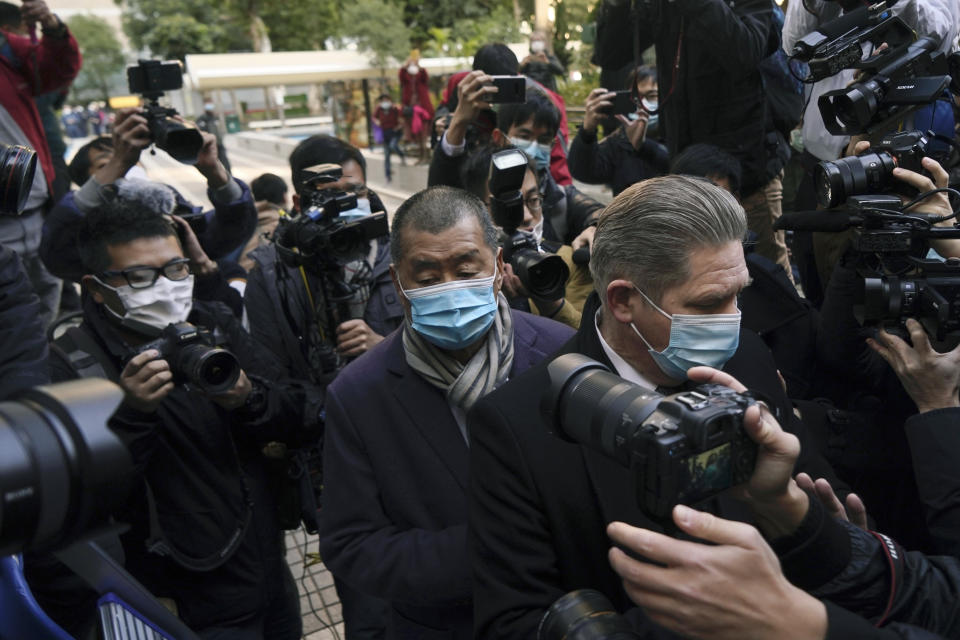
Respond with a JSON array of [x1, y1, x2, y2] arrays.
[[467, 175, 847, 638], [317, 185, 572, 639], [40, 196, 323, 639]]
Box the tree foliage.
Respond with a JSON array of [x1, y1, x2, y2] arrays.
[[339, 0, 412, 69], [66, 14, 125, 102], [117, 0, 248, 60]]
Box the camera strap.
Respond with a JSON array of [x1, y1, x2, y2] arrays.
[[53, 325, 255, 572]]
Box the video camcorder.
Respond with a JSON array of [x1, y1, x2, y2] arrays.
[[489, 149, 569, 302], [542, 354, 761, 520], [275, 163, 388, 269], [127, 60, 204, 163]]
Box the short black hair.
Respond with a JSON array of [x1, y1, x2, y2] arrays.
[[0, 2, 21, 30], [497, 88, 559, 138], [473, 43, 519, 76], [251, 173, 287, 206], [627, 64, 657, 89], [77, 198, 177, 275], [378, 93, 392, 101], [68, 136, 114, 187], [671, 144, 743, 195], [390, 186, 499, 264], [289, 135, 366, 192], [459, 142, 536, 202]]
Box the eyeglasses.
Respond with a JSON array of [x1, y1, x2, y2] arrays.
[[99, 258, 192, 289], [524, 195, 543, 211]]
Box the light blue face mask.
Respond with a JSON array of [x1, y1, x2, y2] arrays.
[[630, 285, 741, 381], [401, 268, 499, 350], [509, 137, 552, 172], [337, 197, 372, 223]]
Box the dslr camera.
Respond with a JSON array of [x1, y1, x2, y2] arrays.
[[275, 163, 388, 269], [542, 354, 760, 519], [130, 322, 241, 394], [815, 129, 935, 208], [489, 149, 569, 302], [127, 60, 204, 163]]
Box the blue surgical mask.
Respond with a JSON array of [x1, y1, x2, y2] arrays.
[[629, 285, 740, 381], [509, 137, 552, 172], [337, 197, 372, 223], [401, 268, 499, 350]]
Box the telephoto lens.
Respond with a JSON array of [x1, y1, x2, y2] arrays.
[[0, 379, 132, 555], [0, 143, 38, 215], [815, 151, 895, 209], [539, 590, 640, 639]]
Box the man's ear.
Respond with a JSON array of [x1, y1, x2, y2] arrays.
[[81, 275, 106, 304], [292, 193, 300, 213], [390, 264, 410, 315], [606, 279, 639, 324], [492, 129, 508, 147], [495, 247, 505, 290]]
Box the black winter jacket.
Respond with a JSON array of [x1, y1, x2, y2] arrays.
[[0, 244, 49, 397], [593, 0, 783, 195], [244, 239, 404, 385], [779, 498, 960, 639], [567, 127, 670, 197]]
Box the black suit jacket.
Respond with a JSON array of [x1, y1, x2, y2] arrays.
[[467, 294, 843, 638], [317, 311, 573, 639]]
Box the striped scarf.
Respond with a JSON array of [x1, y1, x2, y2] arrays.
[[402, 293, 515, 416]]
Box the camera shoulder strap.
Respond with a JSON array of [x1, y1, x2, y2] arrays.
[[54, 325, 254, 572], [52, 326, 121, 381]]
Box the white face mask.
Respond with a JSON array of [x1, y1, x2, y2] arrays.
[[379, 101, 392, 110], [530, 215, 544, 246], [124, 165, 149, 181], [407, 64, 419, 75], [204, 103, 215, 112], [530, 40, 546, 54], [95, 274, 195, 335]]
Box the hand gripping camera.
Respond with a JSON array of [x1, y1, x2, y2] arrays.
[[489, 149, 569, 302], [541, 354, 760, 519], [130, 322, 241, 394], [126, 60, 204, 163], [815, 130, 936, 209]]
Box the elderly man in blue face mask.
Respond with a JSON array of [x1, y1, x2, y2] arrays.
[[316, 185, 572, 640]]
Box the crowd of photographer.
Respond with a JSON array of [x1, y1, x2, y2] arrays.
[[2, 0, 960, 639]]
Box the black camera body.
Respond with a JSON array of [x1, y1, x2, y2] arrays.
[[859, 258, 960, 343], [131, 322, 241, 394], [126, 60, 204, 164], [543, 354, 759, 519], [818, 36, 951, 136], [276, 163, 388, 269], [488, 149, 569, 302], [815, 130, 933, 208]]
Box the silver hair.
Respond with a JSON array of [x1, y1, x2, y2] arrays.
[[589, 175, 747, 305], [115, 178, 177, 215]]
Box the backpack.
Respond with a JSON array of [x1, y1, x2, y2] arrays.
[[761, 6, 806, 140]]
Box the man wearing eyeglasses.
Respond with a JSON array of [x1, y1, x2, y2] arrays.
[[33, 195, 323, 639], [459, 143, 595, 329]]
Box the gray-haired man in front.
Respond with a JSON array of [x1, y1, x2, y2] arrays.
[[467, 175, 844, 638]]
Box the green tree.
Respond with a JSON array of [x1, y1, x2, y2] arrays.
[[118, 0, 249, 60], [257, 1, 341, 51], [340, 0, 412, 70], [66, 14, 125, 103]]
